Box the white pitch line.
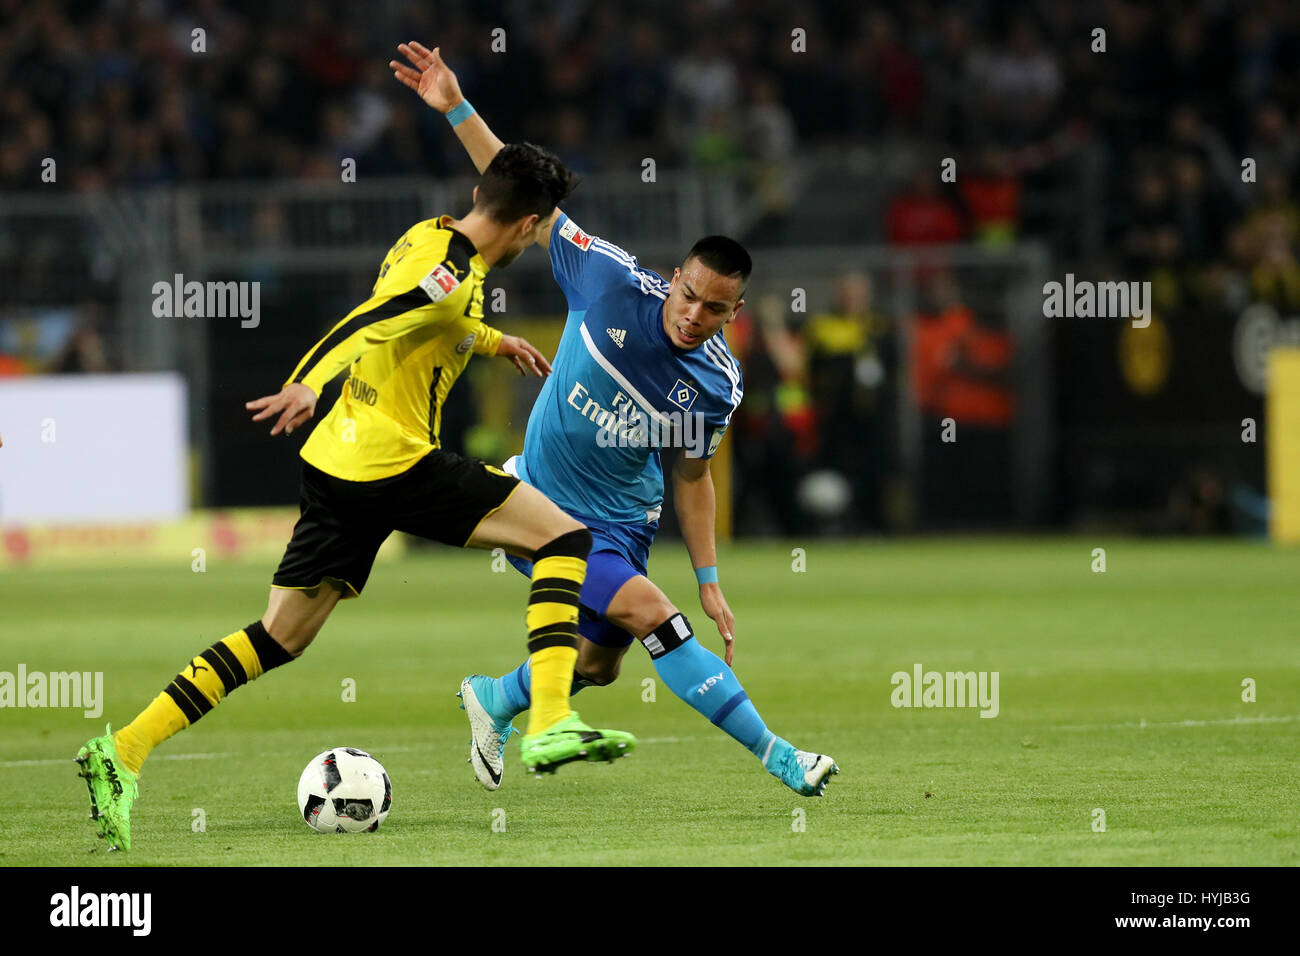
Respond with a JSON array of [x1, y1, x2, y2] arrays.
[[2, 736, 709, 769], [0, 751, 237, 768], [5, 718, 1289, 768], [1054, 714, 1298, 732]]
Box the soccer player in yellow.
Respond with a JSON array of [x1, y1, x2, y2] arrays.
[[75, 144, 635, 851]]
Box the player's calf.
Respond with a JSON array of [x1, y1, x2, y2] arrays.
[[575, 640, 624, 686], [639, 611, 839, 794], [521, 527, 591, 736], [261, 584, 341, 655], [78, 617, 299, 850], [110, 619, 297, 778]]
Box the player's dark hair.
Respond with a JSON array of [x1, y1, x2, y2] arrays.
[[684, 235, 752, 291], [475, 143, 578, 224]]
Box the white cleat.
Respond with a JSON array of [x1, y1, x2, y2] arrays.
[[793, 750, 839, 796], [458, 675, 514, 791], [769, 742, 840, 796]]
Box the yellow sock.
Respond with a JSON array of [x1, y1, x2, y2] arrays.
[[524, 547, 586, 735], [113, 621, 292, 775], [527, 645, 580, 734]]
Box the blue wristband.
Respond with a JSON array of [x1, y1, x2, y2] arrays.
[[695, 566, 718, 585], [446, 100, 475, 127]]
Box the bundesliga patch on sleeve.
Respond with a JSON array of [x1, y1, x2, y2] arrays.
[[558, 218, 594, 250], [418, 263, 461, 302], [707, 429, 725, 456]]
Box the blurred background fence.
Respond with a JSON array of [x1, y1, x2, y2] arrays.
[[2, 169, 1265, 536]]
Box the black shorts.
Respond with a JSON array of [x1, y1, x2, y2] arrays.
[[272, 451, 519, 598]]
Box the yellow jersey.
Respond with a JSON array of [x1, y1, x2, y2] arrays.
[[287, 215, 503, 481]]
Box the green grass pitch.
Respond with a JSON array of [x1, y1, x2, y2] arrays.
[[2, 537, 1297, 866]]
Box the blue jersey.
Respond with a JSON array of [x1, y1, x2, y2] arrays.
[[515, 212, 743, 525]]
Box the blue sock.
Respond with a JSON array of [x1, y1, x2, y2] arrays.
[[483, 659, 592, 724], [495, 660, 532, 721], [646, 614, 777, 764]]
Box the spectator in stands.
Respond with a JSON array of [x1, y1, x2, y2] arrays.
[[743, 73, 797, 228], [1166, 104, 1243, 207], [607, 19, 669, 161], [1243, 171, 1300, 244], [911, 271, 1016, 524], [1168, 153, 1227, 264], [1246, 102, 1299, 183], [805, 272, 894, 530], [1248, 210, 1300, 310], [727, 294, 815, 536], [958, 145, 1021, 246], [911, 271, 1015, 429], [1121, 169, 1175, 273], [671, 33, 740, 141], [969, 16, 1061, 143], [888, 168, 965, 246], [923, 9, 977, 145]]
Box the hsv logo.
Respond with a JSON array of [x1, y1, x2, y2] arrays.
[[667, 378, 698, 412], [419, 263, 461, 302], [696, 672, 725, 696], [559, 219, 594, 250], [607, 328, 627, 348]]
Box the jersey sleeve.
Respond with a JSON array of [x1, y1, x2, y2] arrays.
[[285, 248, 471, 396], [687, 345, 744, 460], [548, 212, 642, 310], [472, 320, 502, 356]]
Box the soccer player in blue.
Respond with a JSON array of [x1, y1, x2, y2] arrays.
[[392, 42, 838, 796]]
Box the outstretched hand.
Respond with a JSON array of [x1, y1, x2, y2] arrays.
[[699, 582, 736, 665], [246, 383, 317, 436], [496, 335, 552, 377], [390, 42, 463, 114]]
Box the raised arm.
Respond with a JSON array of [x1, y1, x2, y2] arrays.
[[391, 42, 560, 248]]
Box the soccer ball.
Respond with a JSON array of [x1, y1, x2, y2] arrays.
[[296, 748, 392, 833]]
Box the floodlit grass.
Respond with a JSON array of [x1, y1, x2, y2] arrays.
[[2, 538, 1297, 865]]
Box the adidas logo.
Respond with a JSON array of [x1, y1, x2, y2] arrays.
[[606, 328, 626, 348]]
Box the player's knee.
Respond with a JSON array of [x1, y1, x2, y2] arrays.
[[260, 614, 317, 658], [533, 526, 592, 563], [629, 599, 680, 641], [577, 661, 620, 686]]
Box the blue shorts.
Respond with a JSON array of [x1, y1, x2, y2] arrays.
[[507, 513, 658, 649]]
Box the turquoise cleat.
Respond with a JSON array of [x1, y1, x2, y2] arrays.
[[458, 675, 516, 790], [768, 741, 839, 797]]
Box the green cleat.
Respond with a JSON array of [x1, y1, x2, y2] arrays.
[[519, 711, 635, 775], [75, 724, 139, 852]]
